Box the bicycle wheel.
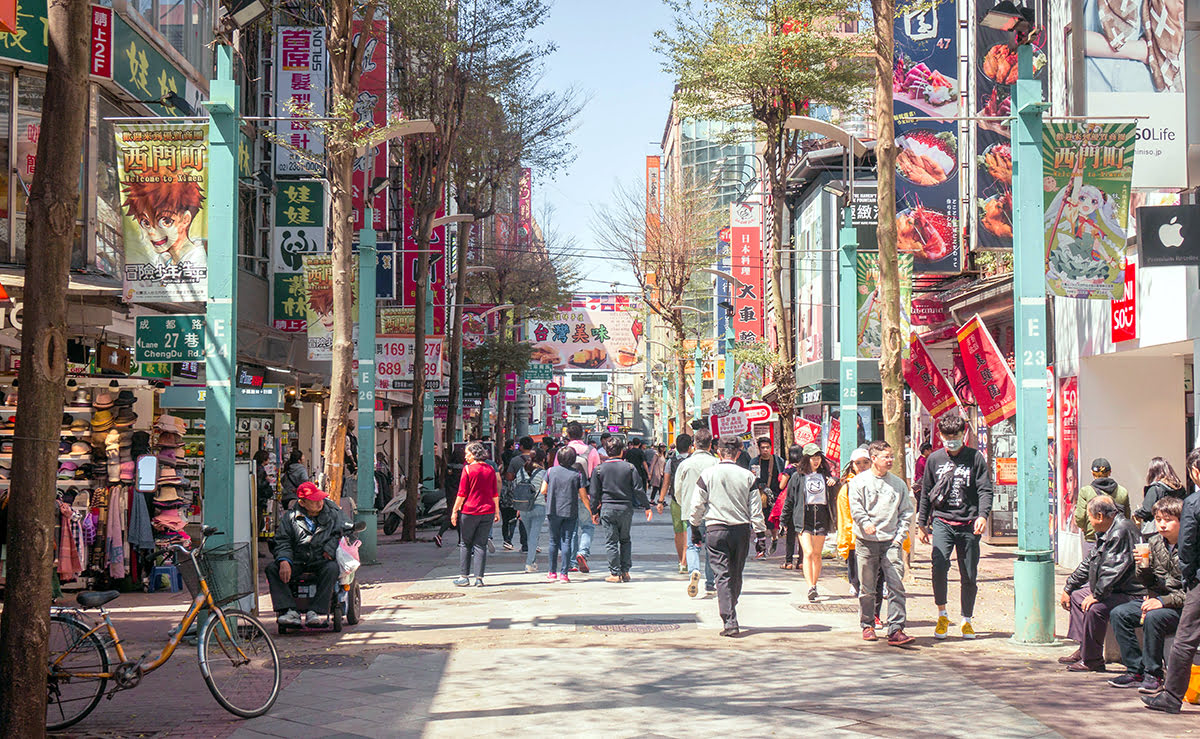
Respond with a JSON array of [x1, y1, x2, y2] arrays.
[[198, 609, 281, 718], [46, 613, 110, 731]]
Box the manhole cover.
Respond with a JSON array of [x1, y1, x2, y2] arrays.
[[794, 602, 859, 613], [587, 623, 682, 633], [281, 654, 367, 669], [393, 592, 466, 601]]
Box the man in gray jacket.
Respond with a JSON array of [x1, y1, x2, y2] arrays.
[[675, 429, 719, 597], [687, 435, 766, 637], [848, 440, 915, 646]]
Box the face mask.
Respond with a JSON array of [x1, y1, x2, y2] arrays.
[[944, 439, 964, 452]]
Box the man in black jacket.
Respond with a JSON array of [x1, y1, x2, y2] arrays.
[[1058, 495, 1142, 672], [917, 414, 993, 639], [1145, 447, 1200, 713], [590, 437, 653, 582], [267, 482, 346, 628]]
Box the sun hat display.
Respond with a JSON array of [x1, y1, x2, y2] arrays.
[[57, 461, 78, 479], [156, 431, 183, 448], [120, 460, 135, 481], [70, 388, 90, 407], [0, 439, 13, 454], [69, 441, 92, 458], [114, 389, 136, 406], [90, 409, 114, 431], [70, 418, 90, 434], [92, 391, 114, 409], [157, 466, 182, 485], [154, 484, 181, 503], [157, 447, 178, 465], [154, 414, 186, 435]]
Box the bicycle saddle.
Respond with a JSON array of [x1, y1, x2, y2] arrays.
[[76, 590, 120, 609]]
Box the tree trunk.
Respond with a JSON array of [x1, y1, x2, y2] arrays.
[[0, 1, 89, 733], [765, 160, 795, 447], [404, 216, 433, 541], [873, 0, 905, 462], [442, 219, 471, 458]]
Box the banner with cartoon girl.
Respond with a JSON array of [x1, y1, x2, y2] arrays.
[[1042, 122, 1136, 300], [115, 123, 208, 302]]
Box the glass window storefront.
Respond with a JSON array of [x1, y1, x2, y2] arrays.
[[133, 0, 212, 77]]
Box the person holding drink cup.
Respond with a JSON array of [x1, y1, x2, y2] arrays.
[[1108, 497, 1185, 693]]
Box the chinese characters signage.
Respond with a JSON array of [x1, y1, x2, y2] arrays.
[[375, 338, 443, 391], [272, 179, 325, 331], [527, 295, 643, 372], [90, 6, 112, 78], [114, 123, 208, 303], [275, 26, 326, 176], [902, 334, 960, 419], [114, 13, 186, 111], [135, 315, 205, 362], [351, 19, 387, 231], [730, 202, 764, 343], [955, 315, 1016, 425], [401, 150, 447, 333], [518, 167, 532, 247]]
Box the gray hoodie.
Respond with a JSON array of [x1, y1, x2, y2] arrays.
[[848, 470, 913, 545]]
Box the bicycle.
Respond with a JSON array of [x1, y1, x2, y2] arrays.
[[46, 526, 281, 730]]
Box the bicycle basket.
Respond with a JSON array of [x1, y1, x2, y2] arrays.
[[178, 542, 253, 607]]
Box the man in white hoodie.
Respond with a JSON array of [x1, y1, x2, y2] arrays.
[[848, 440, 915, 646]]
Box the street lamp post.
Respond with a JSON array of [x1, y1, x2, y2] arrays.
[[477, 303, 515, 441], [784, 116, 866, 467]]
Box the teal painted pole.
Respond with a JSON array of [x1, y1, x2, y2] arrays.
[[203, 45, 238, 548], [1011, 42, 1055, 644], [421, 281, 435, 490], [839, 202, 858, 459], [356, 209, 378, 564], [723, 312, 734, 398], [660, 373, 668, 441], [481, 393, 491, 439], [692, 344, 703, 420]]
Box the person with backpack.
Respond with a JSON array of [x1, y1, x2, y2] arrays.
[[280, 449, 309, 510], [1134, 457, 1186, 538], [559, 422, 601, 573], [917, 413, 992, 640], [1075, 457, 1132, 553], [590, 436, 653, 582], [502, 436, 534, 551], [517, 448, 548, 573], [658, 433, 693, 574]]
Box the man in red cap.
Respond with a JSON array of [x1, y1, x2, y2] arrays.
[[266, 481, 346, 628]]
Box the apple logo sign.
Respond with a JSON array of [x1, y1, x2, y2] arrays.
[[1160, 216, 1185, 248]]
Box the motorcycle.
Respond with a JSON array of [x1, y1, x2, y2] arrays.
[[379, 486, 446, 536]]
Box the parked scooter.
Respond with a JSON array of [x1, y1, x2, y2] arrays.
[[380, 486, 446, 535]]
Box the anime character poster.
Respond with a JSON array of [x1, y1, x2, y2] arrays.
[[1042, 122, 1136, 300], [115, 124, 208, 302], [303, 254, 357, 361], [856, 253, 913, 358]]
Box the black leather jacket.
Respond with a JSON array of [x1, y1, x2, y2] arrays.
[[1139, 532, 1185, 610], [1065, 514, 1144, 599], [274, 500, 345, 568]]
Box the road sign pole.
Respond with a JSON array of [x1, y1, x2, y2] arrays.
[[356, 208, 379, 565]]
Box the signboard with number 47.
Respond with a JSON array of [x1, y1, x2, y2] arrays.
[[135, 315, 205, 362]]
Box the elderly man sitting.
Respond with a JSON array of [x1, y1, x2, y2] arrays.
[[1058, 494, 1144, 671]]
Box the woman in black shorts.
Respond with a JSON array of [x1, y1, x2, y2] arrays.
[[781, 442, 840, 602]]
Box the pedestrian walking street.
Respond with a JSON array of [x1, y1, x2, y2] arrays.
[[57, 517, 1188, 738]]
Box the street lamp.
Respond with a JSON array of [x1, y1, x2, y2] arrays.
[[670, 305, 706, 420], [982, 0, 1054, 644], [784, 115, 861, 471]]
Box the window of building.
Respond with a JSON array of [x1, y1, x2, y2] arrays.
[[96, 93, 126, 278], [132, 0, 212, 76]]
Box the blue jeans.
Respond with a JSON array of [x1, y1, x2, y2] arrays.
[[687, 523, 715, 590], [523, 503, 546, 567], [546, 514, 575, 575], [569, 505, 595, 563]]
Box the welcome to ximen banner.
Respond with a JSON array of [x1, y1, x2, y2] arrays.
[[115, 123, 208, 303], [1042, 122, 1136, 300]]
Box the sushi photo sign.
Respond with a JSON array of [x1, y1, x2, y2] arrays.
[[893, 0, 961, 274]]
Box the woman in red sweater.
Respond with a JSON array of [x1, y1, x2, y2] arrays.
[[451, 442, 501, 586]]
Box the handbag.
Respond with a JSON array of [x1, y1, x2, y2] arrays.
[[927, 466, 955, 510], [510, 466, 536, 512]]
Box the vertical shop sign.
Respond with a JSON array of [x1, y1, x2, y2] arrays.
[[730, 202, 764, 342], [114, 123, 208, 303], [90, 6, 112, 78], [1058, 376, 1080, 533], [272, 179, 325, 332], [856, 252, 913, 358], [825, 418, 841, 471], [1042, 122, 1136, 300], [351, 19, 387, 231], [955, 314, 1017, 425], [902, 333, 961, 418], [1110, 261, 1137, 342], [504, 372, 518, 402], [303, 254, 357, 360], [517, 167, 532, 248], [892, 0, 960, 274], [646, 156, 661, 241], [973, 0, 1049, 250], [401, 149, 447, 334], [275, 26, 326, 176]]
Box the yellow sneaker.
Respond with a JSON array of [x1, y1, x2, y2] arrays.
[[961, 621, 976, 639], [934, 615, 950, 639]]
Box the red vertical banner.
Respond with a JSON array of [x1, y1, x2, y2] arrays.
[[825, 418, 841, 471], [517, 167, 532, 248], [352, 19, 388, 232], [90, 7, 113, 78], [402, 147, 446, 335], [730, 202, 765, 342], [955, 314, 1016, 425], [902, 334, 961, 418], [1110, 261, 1137, 342]]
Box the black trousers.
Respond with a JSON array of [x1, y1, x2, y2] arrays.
[[1165, 584, 1200, 699], [1112, 599, 1181, 678], [931, 518, 981, 617], [500, 505, 528, 548], [783, 522, 797, 564], [459, 513, 492, 579], [266, 558, 339, 615], [707, 523, 752, 629], [437, 488, 458, 538]]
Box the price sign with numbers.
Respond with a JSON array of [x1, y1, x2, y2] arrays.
[[135, 315, 206, 362], [375, 338, 443, 391]]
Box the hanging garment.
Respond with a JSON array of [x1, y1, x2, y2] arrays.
[[56, 501, 83, 581], [106, 485, 127, 578], [127, 488, 155, 552]]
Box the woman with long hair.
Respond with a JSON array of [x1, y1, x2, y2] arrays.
[[1134, 456, 1186, 536], [781, 443, 840, 602]]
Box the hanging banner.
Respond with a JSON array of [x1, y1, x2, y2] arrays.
[[272, 179, 326, 332], [794, 417, 822, 447], [401, 148, 447, 334], [1042, 122, 1135, 300], [902, 334, 961, 419], [351, 19, 387, 232], [973, 0, 1049, 250], [856, 252, 913, 358], [825, 418, 841, 472], [528, 295, 643, 371], [303, 254, 357, 361], [730, 202, 765, 342], [955, 314, 1016, 425], [275, 26, 326, 176], [892, 0, 961, 274], [517, 167, 532, 248], [115, 123, 208, 303], [1110, 260, 1137, 342], [646, 156, 661, 246]]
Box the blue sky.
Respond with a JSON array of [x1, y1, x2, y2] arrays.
[[529, 0, 676, 293]]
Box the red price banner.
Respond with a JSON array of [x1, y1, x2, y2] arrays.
[[1110, 261, 1137, 343]]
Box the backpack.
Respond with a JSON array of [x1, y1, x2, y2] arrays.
[[510, 465, 537, 512]]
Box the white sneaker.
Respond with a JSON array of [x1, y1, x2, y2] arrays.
[[276, 609, 302, 627], [305, 610, 330, 627], [525, 564, 538, 573]]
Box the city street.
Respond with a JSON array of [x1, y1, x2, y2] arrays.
[[52, 517, 1193, 738]]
